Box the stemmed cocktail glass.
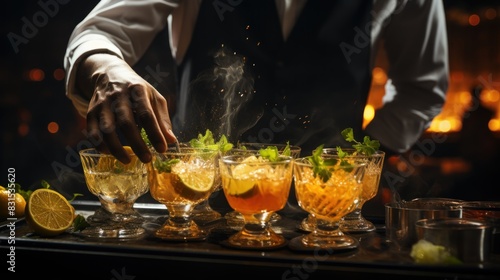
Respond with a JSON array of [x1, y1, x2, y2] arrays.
[[219, 150, 294, 249], [188, 131, 234, 224], [224, 142, 300, 229], [79, 147, 150, 240], [290, 153, 365, 251], [148, 147, 218, 241], [300, 148, 385, 233]]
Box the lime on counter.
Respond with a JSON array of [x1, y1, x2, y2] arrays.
[[25, 188, 75, 237]]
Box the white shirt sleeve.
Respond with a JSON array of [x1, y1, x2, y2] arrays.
[[63, 0, 178, 117], [366, 0, 449, 153]]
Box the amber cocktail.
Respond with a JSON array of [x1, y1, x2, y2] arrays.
[[291, 156, 365, 251], [219, 151, 293, 249], [149, 147, 218, 241]]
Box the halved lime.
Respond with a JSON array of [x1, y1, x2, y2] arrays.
[[226, 157, 259, 196], [176, 163, 214, 193], [225, 178, 256, 196]]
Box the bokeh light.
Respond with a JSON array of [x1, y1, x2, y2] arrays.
[[468, 14, 480, 26], [53, 68, 65, 81], [47, 122, 59, 134], [27, 68, 45, 81]]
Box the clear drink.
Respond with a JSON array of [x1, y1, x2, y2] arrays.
[[85, 170, 149, 213], [79, 147, 149, 239]]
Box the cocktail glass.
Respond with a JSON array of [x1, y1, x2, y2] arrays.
[[187, 143, 222, 225], [79, 147, 149, 239], [219, 151, 294, 249], [300, 148, 385, 233], [224, 142, 300, 228], [190, 174, 222, 224], [148, 147, 218, 241], [290, 156, 365, 250]]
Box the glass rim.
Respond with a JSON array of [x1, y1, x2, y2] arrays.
[[236, 142, 301, 149], [79, 147, 137, 158], [158, 146, 219, 155], [293, 156, 367, 168], [321, 148, 385, 158], [220, 154, 293, 165]]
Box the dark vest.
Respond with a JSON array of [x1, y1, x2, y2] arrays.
[[173, 0, 372, 155]]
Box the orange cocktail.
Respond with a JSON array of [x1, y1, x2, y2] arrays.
[[149, 147, 217, 241], [219, 151, 293, 249]]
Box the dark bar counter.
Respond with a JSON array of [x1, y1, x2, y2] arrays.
[[1, 196, 499, 279]]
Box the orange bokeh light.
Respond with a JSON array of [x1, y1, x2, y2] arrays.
[[18, 124, 29, 136], [53, 68, 65, 81], [468, 14, 480, 26], [28, 68, 45, 81], [47, 122, 59, 134]]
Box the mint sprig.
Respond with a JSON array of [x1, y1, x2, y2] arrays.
[[306, 144, 338, 182], [154, 158, 180, 173], [189, 129, 233, 152], [251, 142, 292, 162], [307, 128, 381, 182], [340, 128, 380, 156]]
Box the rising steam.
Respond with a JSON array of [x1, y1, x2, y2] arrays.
[[208, 46, 256, 139]]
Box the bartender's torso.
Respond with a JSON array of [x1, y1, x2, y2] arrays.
[[172, 0, 373, 155]]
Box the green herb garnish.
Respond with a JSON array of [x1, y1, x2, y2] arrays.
[[306, 144, 338, 182], [259, 146, 280, 162], [140, 128, 153, 147], [340, 128, 380, 156], [307, 128, 381, 182], [154, 158, 180, 173], [241, 142, 292, 162], [189, 129, 233, 152], [72, 214, 90, 232]]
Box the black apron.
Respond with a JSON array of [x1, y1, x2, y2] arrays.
[[172, 0, 372, 155]]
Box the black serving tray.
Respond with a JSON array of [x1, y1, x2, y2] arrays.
[[1, 199, 499, 279]]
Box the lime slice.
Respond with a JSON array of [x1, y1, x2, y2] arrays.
[[175, 163, 214, 193], [226, 178, 256, 196], [226, 156, 259, 196]]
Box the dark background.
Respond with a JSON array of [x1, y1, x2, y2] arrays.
[[1, 1, 499, 210]]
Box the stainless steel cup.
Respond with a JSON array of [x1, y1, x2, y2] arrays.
[[385, 198, 463, 250], [416, 218, 493, 263], [461, 201, 500, 254]]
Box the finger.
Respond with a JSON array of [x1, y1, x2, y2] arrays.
[[113, 88, 152, 163], [150, 90, 177, 144], [130, 85, 168, 153], [97, 100, 131, 164], [86, 116, 110, 157]]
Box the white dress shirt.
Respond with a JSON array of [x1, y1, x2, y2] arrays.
[[64, 0, 449, 153]]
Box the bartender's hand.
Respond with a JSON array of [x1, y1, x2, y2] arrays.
[[76, 53, 177, 163]]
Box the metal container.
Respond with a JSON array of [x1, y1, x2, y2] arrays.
[[416, 218, 493, 263], [385, 198, 463, 250], [461, 201, 500, 254]]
